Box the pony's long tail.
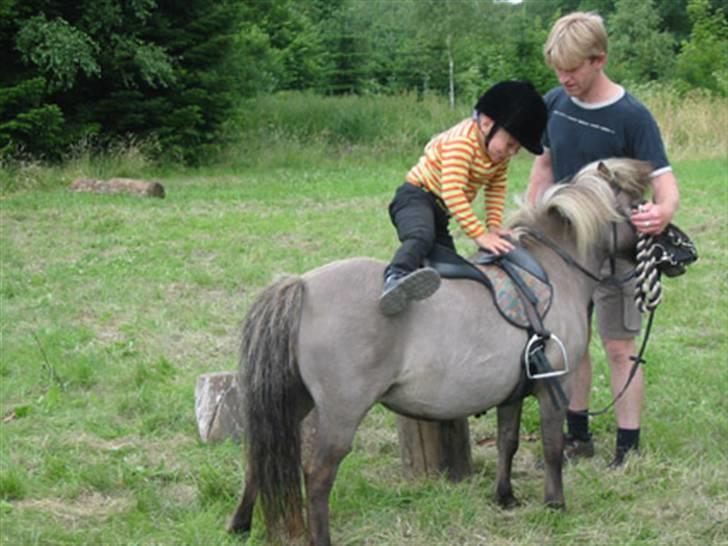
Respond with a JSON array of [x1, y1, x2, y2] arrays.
[[241, 275, 307, 535]]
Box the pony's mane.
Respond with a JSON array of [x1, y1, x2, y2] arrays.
[[509, 158, 653, 256]]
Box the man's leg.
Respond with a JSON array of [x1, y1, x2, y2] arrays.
[[562, 306, 595, 460], [564, 351, 595, 459], [603, 336, 643, 467]]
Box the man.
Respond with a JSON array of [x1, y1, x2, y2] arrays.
[[527, 12, 680, 467]]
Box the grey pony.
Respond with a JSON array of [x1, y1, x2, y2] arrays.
[[228, 158, 653, 546]]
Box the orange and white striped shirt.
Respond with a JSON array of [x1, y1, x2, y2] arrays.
[[406, 118, 509, 239]]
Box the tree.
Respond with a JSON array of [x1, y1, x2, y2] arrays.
[[675, 0, 728, 95], [1, 0, 243, 161], [608, 0, 675, 84]]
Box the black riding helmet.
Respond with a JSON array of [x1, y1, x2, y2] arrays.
[[474, 80, 547, 155]]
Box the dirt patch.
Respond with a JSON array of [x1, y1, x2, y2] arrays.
[[15, 491, 133, 522]]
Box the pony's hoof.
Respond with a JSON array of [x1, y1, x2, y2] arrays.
[[226, 519, 251, 536], [496, 494, 520, 509], [545, 500, 566, 511]]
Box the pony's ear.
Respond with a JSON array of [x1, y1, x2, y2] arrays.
[[597, 161, 612, 179]]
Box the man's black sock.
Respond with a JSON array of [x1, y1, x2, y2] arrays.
[[616, 427, 640, 454], [566, 410, 591, 441]]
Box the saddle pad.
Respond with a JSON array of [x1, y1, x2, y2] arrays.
[[477, 262, 553, 328]]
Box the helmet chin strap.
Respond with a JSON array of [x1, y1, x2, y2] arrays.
[[484, 123, 499, 150], [475, 112, 502, 155]]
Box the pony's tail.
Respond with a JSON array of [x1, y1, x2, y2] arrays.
[[241, 275, 307, 536]]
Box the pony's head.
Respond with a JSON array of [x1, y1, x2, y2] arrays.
[[510, 158, 653, 257]]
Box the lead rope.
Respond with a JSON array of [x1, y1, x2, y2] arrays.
[[634, 232, 663, 312]]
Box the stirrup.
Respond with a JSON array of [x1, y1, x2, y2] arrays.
[[524, 333, 569, 380]]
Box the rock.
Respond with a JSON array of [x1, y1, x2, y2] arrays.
[[195, 372, 245, 443]]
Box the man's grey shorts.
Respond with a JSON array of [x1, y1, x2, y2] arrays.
[[593, 258, 642, 340]]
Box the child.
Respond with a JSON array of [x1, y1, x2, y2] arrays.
[[380, 80, 548, 315]]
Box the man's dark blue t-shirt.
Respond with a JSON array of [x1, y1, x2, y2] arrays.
[[543, 86, 670, 182]]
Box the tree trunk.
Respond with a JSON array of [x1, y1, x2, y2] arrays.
[[397, 415, 472, 482], [70, 178, 165, 198], [447, 34, 455, 109]]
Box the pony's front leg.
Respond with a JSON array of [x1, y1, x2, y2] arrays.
[[227, 461, 257, 535], [495, 400, 523, 508], [537, 390, 566, 509]]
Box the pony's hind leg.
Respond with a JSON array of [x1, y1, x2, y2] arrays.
[[302, 410, 360, 546], [495, 400, 524, 508], [227, 463, 257, 535]]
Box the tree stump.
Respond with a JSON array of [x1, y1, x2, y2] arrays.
[[396, 416, 473, 482], [195, 371, 245, 443], [70, 177, 165, 198]]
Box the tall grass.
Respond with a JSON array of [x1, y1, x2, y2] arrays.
[[0, 136, 160, 195], [215, 91, 467, 168], [632, 83, 728, 160], [2, 87, 725, 192], [218, 86, 727, 167]]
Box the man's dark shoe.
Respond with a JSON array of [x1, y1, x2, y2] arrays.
[[379, 267, 441, 316], [607, 447, 638, 469], [564, 434, 595, 461]]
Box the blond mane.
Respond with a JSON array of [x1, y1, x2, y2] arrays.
[[509, 158, 653, 256]]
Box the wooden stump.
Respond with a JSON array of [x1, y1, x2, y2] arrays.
[[396, 416, 473, 482], [195, 371, 245, 443], [70, 177, 165, 198]]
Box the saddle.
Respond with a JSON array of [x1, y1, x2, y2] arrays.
[[424, 243, 569, 408], [425, 244, 552, 328]]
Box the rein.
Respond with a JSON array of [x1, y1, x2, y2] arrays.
[[522, 226, 630, 284]]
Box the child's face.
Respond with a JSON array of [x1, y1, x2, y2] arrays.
[[479, 117, 521, 163], [486, 129, 521, 163]]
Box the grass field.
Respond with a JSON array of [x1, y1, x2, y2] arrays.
[[1, 96, 727, 544]]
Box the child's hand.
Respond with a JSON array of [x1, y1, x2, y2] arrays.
[[474, 232, 514, 255]]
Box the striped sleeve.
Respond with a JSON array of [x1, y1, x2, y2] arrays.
[[484, 162, 509, 229], [439, 138, 486, 238]]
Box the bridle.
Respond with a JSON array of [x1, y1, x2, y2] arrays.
[[520, 201, 658, 418], [522, 223, 635, 285]]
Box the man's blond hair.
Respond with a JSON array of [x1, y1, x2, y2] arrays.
[[544, 12, 608, 70]]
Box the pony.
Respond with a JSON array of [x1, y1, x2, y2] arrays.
[[228, 158, 654, 545]]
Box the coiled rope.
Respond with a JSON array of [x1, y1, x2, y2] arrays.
[[634, 233, 663, 312]]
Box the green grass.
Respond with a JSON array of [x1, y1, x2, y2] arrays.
[[1, 111, 727, 543]]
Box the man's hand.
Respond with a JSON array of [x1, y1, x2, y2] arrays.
[[631, 201, 670, 235]]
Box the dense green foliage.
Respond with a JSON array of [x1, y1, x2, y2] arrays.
[[1, 0, 242, 162], [1, 0, 727, 163]]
